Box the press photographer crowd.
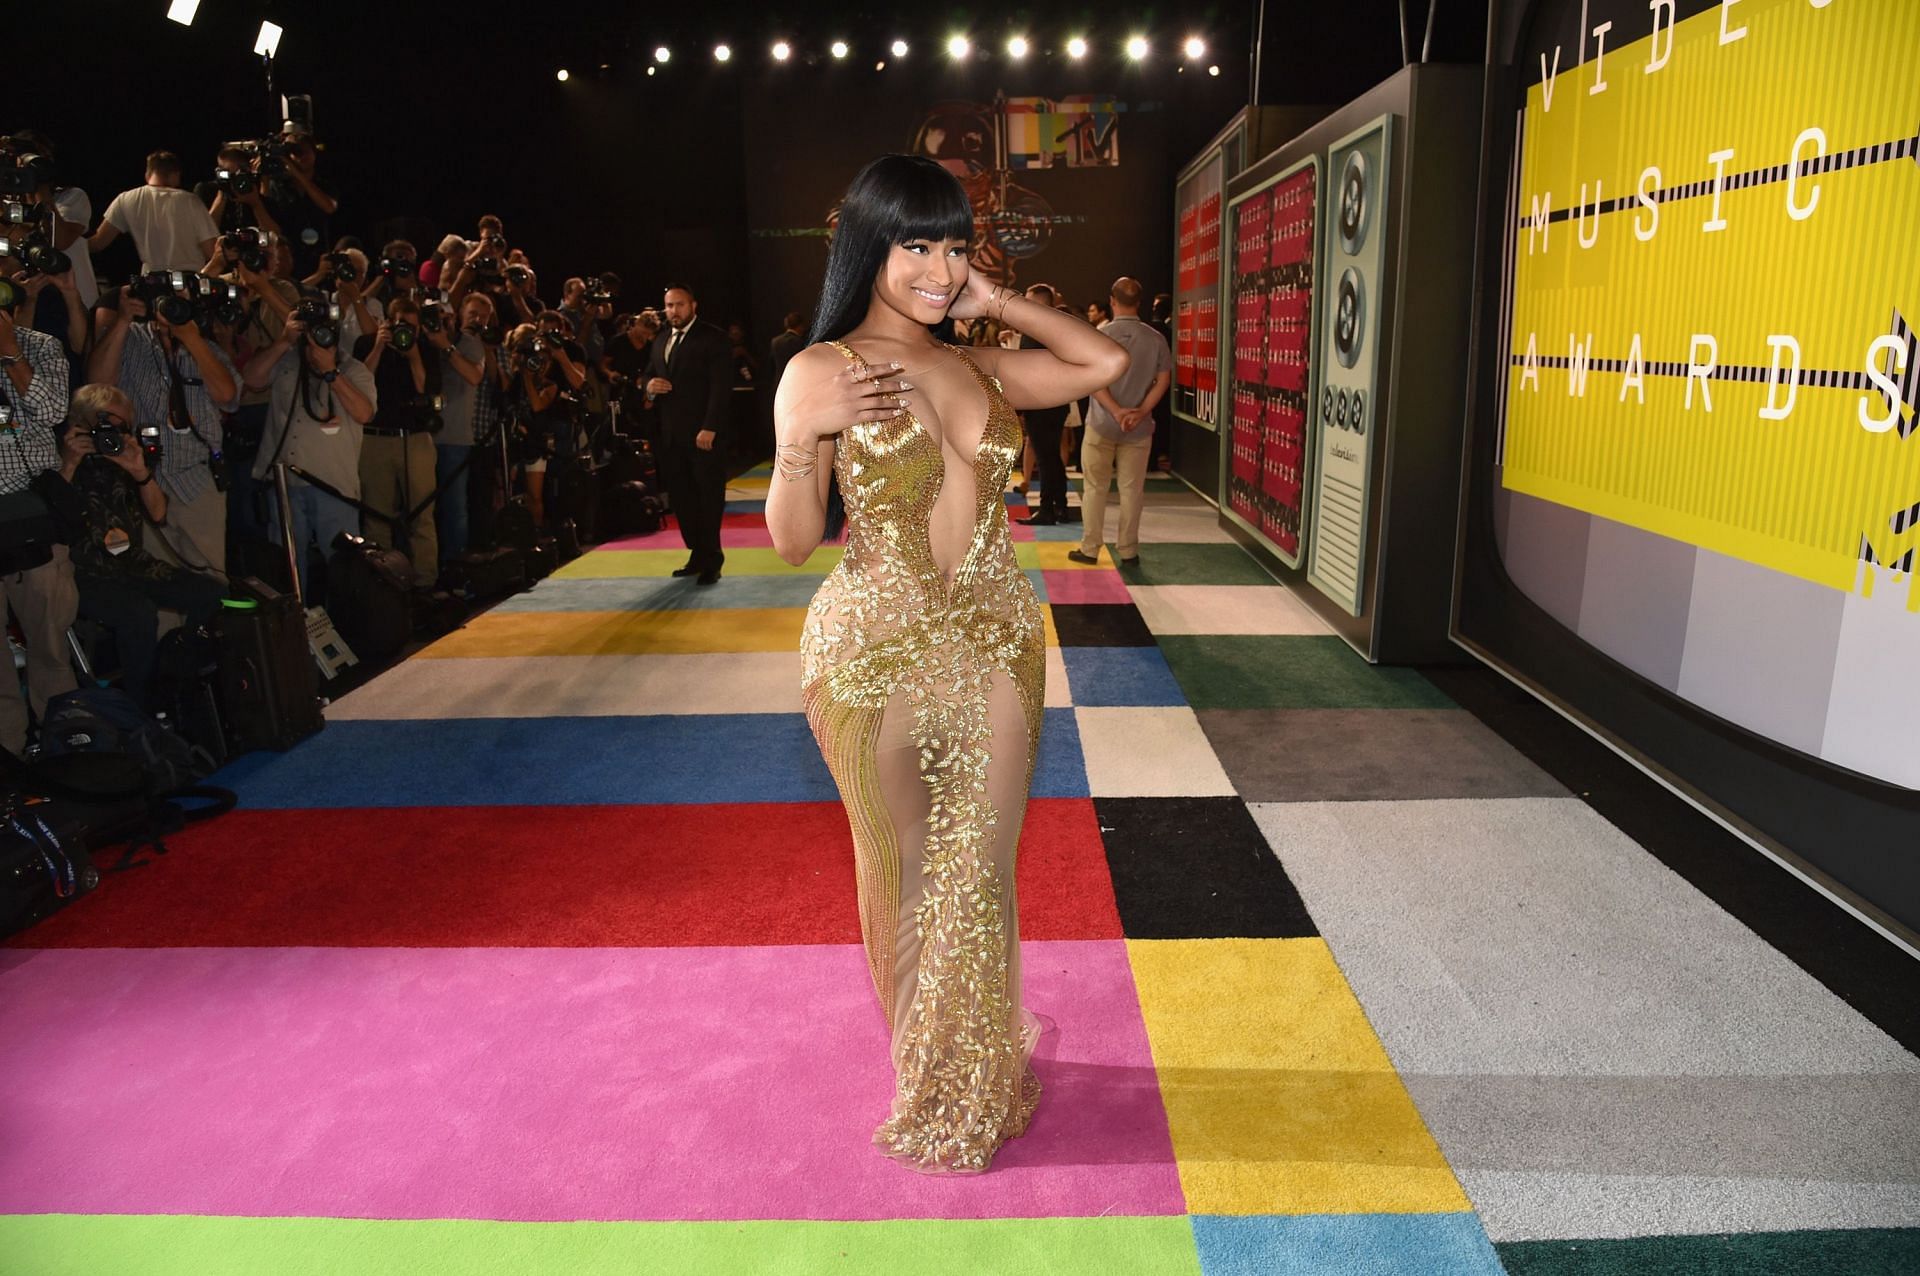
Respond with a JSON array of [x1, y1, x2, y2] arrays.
[[0, 112, 695, 777]]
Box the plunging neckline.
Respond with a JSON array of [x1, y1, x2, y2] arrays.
[[842, 341, 999, 602]]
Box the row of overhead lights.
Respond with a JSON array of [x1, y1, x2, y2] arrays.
[[559, 35, 1218, 81]]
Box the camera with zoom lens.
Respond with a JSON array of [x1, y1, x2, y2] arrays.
[[512, 333, 551, 364], [253, 136, 291, 179], [205, 281, 248, 327], [380, 256, 417, 281], [215, 166, 258, 197], [323, 250, 358, 283], [390, 320, 418, 352], [0, 152, 53, 197], [418, 301, 447, 334], [128, 271, 199, 326], [0, 229, 69, 279], [219, 226, 266, 272], [472, 320, 504, 345], [504, 265, 530, 288], [291, 297, 341, 349], [85, 412, 128, 458], [584, 275, 615, 306]]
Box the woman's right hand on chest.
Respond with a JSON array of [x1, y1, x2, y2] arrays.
[[777, 344, 914, 442]]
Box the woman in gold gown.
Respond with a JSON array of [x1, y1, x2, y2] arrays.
[[767, 155, 1128, 1174]]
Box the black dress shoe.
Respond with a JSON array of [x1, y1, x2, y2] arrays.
[[696, 568, 722, 586], [1057, 508, 1081, 523], [671, 562, 699, 577], [1018, 511, 1058, 526]]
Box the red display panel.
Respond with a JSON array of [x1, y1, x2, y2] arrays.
[[1174, 152, 1224, 426], [1225, 163, 1315, 563]]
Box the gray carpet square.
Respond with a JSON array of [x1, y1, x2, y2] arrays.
[[1197, 709, 1568, 803]]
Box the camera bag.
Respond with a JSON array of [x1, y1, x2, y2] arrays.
[[0, 806, 99, 939], [492, 499, 537, 555], [326, 539, 413, 664], [215, 584, 323, 752], [524, 535, 559, 582], [600, 480, 665, 537], [442, 548, 527, 600]]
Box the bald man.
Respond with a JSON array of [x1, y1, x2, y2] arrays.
[[1068, 276, 1170, 566]]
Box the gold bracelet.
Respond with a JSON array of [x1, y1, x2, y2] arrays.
[[993, 287, 1012, 327], [774, 440, 817, 481]]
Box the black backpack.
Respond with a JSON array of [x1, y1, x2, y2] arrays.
[[40, 687, 219, 792]]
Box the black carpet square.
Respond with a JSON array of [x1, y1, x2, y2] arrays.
[[1094, 796, 1317, 939], [1050, 603, 1156, 647]]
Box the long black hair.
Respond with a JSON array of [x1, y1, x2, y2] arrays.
[[807, 154, 975, 539]]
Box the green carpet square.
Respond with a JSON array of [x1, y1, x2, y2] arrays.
[[0, 1215, 1207, 1276], [1158, 636, 1456, 710], [1496, 1228, 1920, 1276], [1116, 545, 1280, 587]]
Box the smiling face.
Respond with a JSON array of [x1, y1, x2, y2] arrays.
[[875, 236, 968, 325]]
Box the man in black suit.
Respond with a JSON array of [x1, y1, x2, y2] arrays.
[[644, 284, 734, 584]]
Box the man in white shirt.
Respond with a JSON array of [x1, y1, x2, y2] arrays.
[[87, 151, 220, 275]]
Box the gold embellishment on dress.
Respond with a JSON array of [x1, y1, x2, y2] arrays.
[[801, 338, 1046, 1173]]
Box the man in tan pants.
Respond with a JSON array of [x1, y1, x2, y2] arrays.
[[1068, 277, 1171, 566]]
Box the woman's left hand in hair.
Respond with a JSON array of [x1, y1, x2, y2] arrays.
[[946, 267, 1000, 322]]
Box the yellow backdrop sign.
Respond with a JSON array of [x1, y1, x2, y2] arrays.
[[1502, 0, 1920, 608]]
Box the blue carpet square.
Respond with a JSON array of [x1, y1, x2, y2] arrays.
[[1030, 706, 1088, 797], [1025, 568, 1050, 602], [214, 714, 839, 807], [1191, 1213, 1505, 1276], [1062, 646, 1187, 706]]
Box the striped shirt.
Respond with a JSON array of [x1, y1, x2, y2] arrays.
[[114, 324, 238, 506], [0, 327, 72, 496]]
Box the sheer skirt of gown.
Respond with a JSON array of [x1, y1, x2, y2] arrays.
[[801, 339, 1048, 1174]]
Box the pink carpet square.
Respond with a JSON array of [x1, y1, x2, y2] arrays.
[[1044, 570, 1132, 604], [0, 941, 1181, 1221]]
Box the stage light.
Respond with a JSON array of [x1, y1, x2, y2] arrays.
[[654, 46, 671, 64], [166, 0, 200, 26], [890, 39, 909, 58], [1007, 36, 1029, 59], [1125, 35, 1148, 61], [646, 66, 656, 77], [714, 44, 731, 63], [946, 35, 970, 59], [253, 21, 282, 58], [831, 40, 849, 59], [1066, 36, 1089, 59], [875, 61, 886, 71], [556, 68, 569, 82], [1208, 64, 1221, 77], [1184, 36, 1207, 60], [771, 41, 791, 62]]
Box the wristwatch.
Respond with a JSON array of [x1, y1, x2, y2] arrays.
[[136, 472, 155, 486], [320, 368, 339, 383]]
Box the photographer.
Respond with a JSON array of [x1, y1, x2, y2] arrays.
[[53, 384, 224, 710], [431, 292, 492, 565], [352, 297, 441, 586], [307, 245, 380, 350], [0, 279, 77, 754], [421, 233, 467, 293], [10, 269, 89, 370], [243, 302, 375, 597], [5, 130, 98, 312], [557, 278, 606, 369], [602, 309, 661, 446], [89, 279, 240, 574], [194, 143, 284, 242], [504, 322, 567, 528], [89, 152, 220, 275], [364, 239, 425, 308], [256, 127, 336, 278]]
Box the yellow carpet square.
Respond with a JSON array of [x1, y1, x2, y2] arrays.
[[417, 608, 809, 657], [556, 547, 842, 579], [1127, 937, 1469, 1216]]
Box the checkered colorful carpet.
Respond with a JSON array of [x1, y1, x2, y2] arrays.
[[3, 467, 1915, 1274]]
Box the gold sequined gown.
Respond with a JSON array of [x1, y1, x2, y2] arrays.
[[802, 339, 1048, 1174]]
